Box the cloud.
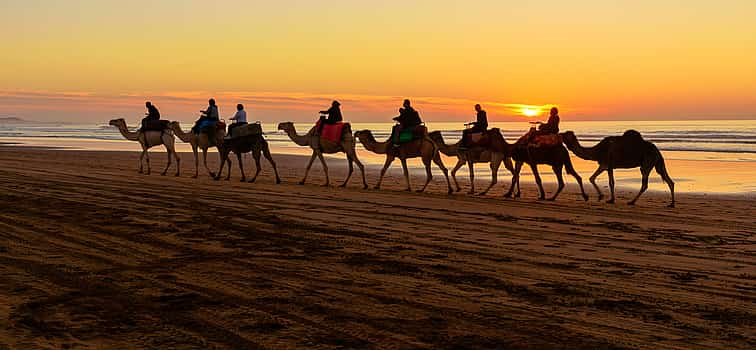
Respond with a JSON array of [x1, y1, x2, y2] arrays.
[[0, 90, 565, 123]]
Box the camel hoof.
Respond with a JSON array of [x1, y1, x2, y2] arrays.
[[667, 203, 675, 208], [404, 188, 412, 192], [362, 184, 368, 190], [240, 178, 246, 182], [247, 179, 256, 183], [213, 177, 220, 181], [338, 183, 347, 188], [455, 187, 462, 192], [547, 197, 556, 201], [504, 193, 512, 198], [298, 181, 306, 185], [606, 199, 615, 204], [538, 197, 546, 201], [161, 172, 167, 176], [373, 186, 381, 190], [415, 189, 424, 193], [627, 201, 636, 206], [447, 189, 454, 195], [192, 175, 198, 179], [276, 179, 282, 184], [209, 172, 216, 178], [583, 195, 589, 202], [597, 195, 604, 201]]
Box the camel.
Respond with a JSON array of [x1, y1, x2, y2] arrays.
[[214, 130, 281, 184], [277, 122, 367, 188], [504, 137, 588, 202], [355, 128, 453, 194], [428, 130, 515, 195], [561, 130, 675, 207], [169, 121, 228, 178], [109, 118, 180, 176]]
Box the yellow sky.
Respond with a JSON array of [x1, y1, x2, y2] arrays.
[[1, 0, 754, 122]]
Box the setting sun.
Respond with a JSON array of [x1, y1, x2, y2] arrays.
[[522, 108, 540, 117]]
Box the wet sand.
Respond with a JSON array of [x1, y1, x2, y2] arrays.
[[0, 147, 754, 349]]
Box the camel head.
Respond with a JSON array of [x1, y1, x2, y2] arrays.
[[109, 118, 126, 128], [353, 130, 375, 143], [168, 121, 182, 131], [560, 131, 577, 145], [277, 122, 294, 132], [427, 131, 445, 144]]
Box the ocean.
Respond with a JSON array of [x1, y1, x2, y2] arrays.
[[2, 119, 755, 195]]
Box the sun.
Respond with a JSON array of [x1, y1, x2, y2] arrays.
[[522, 108, 539, 117]]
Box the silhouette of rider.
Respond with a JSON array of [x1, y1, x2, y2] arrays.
[[227, 103, 247, 137], [461, 104, 488, 148], [192, 98, 219, 134], [392, 99, 422, 145], [317, 100, 342, 135], [140, 101, 160, 131]]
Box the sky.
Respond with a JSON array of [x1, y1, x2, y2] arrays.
[[1, 0, 755, 123]]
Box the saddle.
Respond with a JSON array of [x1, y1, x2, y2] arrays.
[[229, 122, 263, 139], [141, 120, 170, 132], [516, 128, 562, 148], [393, 124, 426, 145], [315, 120, 346, 143], [464, 128, 498, 148]]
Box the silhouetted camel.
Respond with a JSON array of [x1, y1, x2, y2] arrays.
[[277, 122, 367, 188], [561, 130, 675, 207], [505, 140, 589, 201], [109, 118, 180, 176], [215, 132, 281, 184], [355, 128, 453, 194], [428, 130, 514, 195]]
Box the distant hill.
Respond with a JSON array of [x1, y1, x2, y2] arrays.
[[0, 117, 27, 123]]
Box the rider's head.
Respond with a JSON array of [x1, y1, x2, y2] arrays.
[[145, 101, 152, 108], [475, 104, 481, 112], [209, 98, 216, 106], [403, 99, 411, 108], [237, 104, 243, 110], [550, 107, 559, 116], [332, 100, 340, 107]]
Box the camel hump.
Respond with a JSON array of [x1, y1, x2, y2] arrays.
[[623, 129, 643, 140]]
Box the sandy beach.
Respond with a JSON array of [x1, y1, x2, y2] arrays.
[[0, 146, 754, 349]]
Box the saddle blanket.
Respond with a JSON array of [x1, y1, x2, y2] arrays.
[[230, 123, 262, 138], [316, 121, 345, 143]]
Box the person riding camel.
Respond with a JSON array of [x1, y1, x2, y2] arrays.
[[520, 107, 561, 146], [316, 100, 342, 135], [226, 103, 247, 137], [392, 99, 422, 145], [192, 98, 219, 134], [140, 101, 161, 131], [460, 104, 488, 149]]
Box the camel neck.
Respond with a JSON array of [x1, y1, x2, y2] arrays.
[[566, 137, 598, 160], [360, 133, 391, 154], [117, 124, 139, 141], [435, 137, 459, 157], [172, 125, 193, 143], [285, 127, 311, 147]]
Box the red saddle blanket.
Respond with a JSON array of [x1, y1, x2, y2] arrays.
[[315, 121, 345, 143]]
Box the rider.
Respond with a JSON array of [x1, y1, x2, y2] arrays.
[[392, 99, 422, 145], [140, 101, 161, 131], [536, 107, 560, 134], [192, 98, 219, 134], [461, 104, 488, 149], [316, 100, 342, 135], [227, 103, 247, 137]]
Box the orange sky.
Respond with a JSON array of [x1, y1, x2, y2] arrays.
[[1, 1, 754, 122]]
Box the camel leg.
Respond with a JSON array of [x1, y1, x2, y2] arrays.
[[192, 145, 199, 178], [564, 158, 588, 201], [249, 150, 262, 183], [144, 149, 151, 175], [161, 146, 171, 176], [607, 168, 616, 204], [340, 154, 354, 188], [629, 165, 653, 206], [418, 157, 433, 193], [655, 158, 675, 208], [138, 148, 146, 174], [237, 152, 246, 182], [401, 158, 412, 192], [589, 166, 606, 201], [202, 148, 215, 178], [375, 155, 394, 190], [467, 159, 476, 195], [349, 150, 367, 189], [481, 157, 501, 195], [213, 149, 227, 181], [530, 163, 545, 200], [548, 164, 565, 201], [432, 151, 453, 194], [505, 161, 522, 198], [261, 143, 281, 184], [450, 159, 464, 192], [172, 148, 180, 177], [317, 152, 330, 186], [300, 152, 318, 185]]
